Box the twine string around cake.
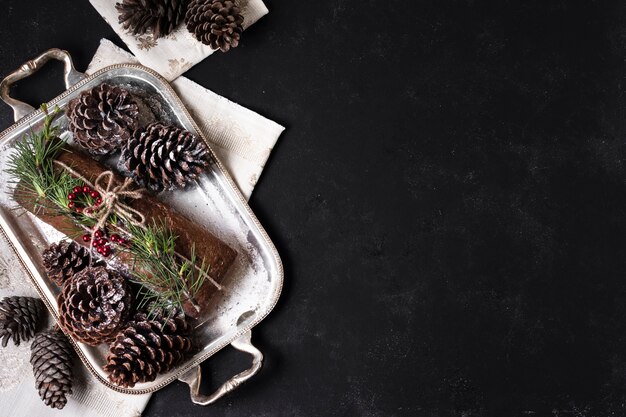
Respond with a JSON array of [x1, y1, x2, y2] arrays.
[[54, 161, 146, 264], [87, 171, 146, 230], [54, 161, 146, 228]]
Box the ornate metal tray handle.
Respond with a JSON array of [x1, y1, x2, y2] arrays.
[[0, 48, 85, 120], [178, 330, 263, 405]]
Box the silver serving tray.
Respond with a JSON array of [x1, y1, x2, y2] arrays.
[[0, 49, 283, 404]]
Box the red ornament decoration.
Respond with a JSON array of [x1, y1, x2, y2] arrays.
[[66, 183, 105, 215], [89, 228, 113, 258]]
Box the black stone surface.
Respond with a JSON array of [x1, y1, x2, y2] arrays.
[[2, 1, 626, 416]]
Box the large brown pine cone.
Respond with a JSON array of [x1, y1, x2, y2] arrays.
[[66, 83, 139, 155], [116, 0, 188, 39], [57, 267, 131, 346], [0, 296, 43, 347], [185, 0, 244, 52], [42, 240, 100, 286], [104, 310, 192, 388], [120, 122, 209, 192], [30, 328, 74, 409]]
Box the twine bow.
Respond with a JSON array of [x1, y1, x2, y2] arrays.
[[54, 161, 146, 234], [86, 171, 145, 231]]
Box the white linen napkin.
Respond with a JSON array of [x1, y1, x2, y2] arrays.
[[89, 0, 269, 81], [0, 38, 284, 416]]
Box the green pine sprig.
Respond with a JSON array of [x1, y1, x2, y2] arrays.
[[6, 104, 76, 213], [124, 219, 209, 318]]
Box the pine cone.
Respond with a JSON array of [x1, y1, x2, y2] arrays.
[[185, 0, 244, 52], [67, 83, 139, 155], [58, 266, 131, 346], [30, 328, 74, 409], [42, 240, 100, 286], [0, 296, 43, 347], [116, 0, 188, 39], [104, 310, 192, 388], [120, 122, 209, 192]]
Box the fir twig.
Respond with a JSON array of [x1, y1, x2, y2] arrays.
[[5, 105, 98, 232], [5, 104, 72, 212], [124, 220, 210, 318]]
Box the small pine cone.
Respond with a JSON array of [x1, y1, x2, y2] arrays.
[[30, 328, 74, 409], [42, 240, 100, 286], [120, 122, 209, 192], [116, 0, 188, 39], [104, 310, 192, 388], [0, 296, 43, 347], [185, 0, 244, 52], [67, 83, 139, 155], [57, 266, 131, 346]]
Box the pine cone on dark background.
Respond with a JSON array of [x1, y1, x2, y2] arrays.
[[116, 0, 188, 39], [185, 0, 244, 52], [120, 122, 209, 192], [0, 296, 43, 347], [30, 327, 74, 409], [57, 266, 131, 346], [104, 310, 192, 388], [66, 83, 139, 155], [42, 240, 99, 286]]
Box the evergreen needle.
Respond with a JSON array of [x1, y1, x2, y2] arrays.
[[124, 220, 210, 317]]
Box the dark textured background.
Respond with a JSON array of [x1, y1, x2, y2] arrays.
[[2, 1, 626, 416]]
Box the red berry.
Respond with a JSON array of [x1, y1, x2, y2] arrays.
[[68, 193, 76, 200], [92, 241, 99, 248], [102, 247, 111, 257], [110, 234, 119, 242], [90, 191, 100, 199], [97, 247, 104, 254], [85, 207, 93, 214], [97, 238, 107, 246], [96, 198, 103, 205], [73, 186, 82, 194], [83, 186, 91, 193], [82, 234, 90, 242], [68, 202, 75, 209], [94, 230, 104, 238], [75, 207, 83, 214]]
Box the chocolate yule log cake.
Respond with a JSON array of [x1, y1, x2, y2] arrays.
[[14, 146, 237, 318]]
